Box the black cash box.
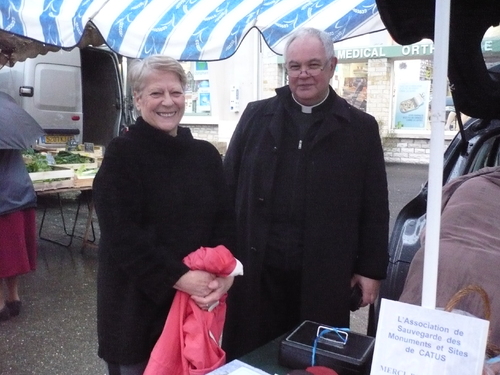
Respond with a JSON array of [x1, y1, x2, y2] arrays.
[[279, 320, 375, 375]]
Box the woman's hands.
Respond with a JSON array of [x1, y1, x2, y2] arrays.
[[174, 270, 234, 310]]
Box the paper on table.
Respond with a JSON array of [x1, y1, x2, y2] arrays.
[[206, 359, 272, 375], [230, 369, 267, 375]]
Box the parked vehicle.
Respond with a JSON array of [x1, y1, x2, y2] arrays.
[[369, 0, 500, 336], [0, 47, 132, 148]]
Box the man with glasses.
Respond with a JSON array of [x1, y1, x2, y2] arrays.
[[222, 27, 389, 360]]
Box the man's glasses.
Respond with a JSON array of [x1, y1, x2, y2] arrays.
[[286, 62, 327, 78]]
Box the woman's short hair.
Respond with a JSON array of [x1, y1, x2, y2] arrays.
[[128, 55, 187, 94], [283, 27, 335, 62]]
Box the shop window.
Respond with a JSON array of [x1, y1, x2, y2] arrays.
[[392, 59, 432, 130], [335, 63, 368, 112], [180, 61, 211, 116]]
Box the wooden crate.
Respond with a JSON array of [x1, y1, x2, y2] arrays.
[[73, 167, 99, 188], [29, 166, 75, 192], [46, 149, 99, 170], [56, 161, 99, 170], [73, 175, 95, 188], [74, 145, 104, 157], [73, 148, 103, 167]]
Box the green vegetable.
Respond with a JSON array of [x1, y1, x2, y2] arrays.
[[54, 151, 94, 164], [22, 149, 51, 172], [75, 165, 98, 176]]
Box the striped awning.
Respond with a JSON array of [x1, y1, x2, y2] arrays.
[[0, 0, 384, 62]]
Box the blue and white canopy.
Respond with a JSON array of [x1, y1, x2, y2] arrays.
[[0, 0, 384, 61]]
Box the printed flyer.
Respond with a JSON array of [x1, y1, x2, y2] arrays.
[[371, 299, 488, 375], [394, 81, 431, 129]]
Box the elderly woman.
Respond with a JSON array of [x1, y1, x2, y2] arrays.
[[93, 55, 235, 375]]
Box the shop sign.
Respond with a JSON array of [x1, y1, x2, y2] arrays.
[[337, 37, 500, 61], [337, 45, 434, 61], [483, 38, 500, 56]]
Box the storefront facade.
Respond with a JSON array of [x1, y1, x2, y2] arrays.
[[334, 35, 500, 163], [178, 28, 500, 163]]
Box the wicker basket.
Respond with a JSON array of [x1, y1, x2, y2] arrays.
[[445, 284, 500, 358]]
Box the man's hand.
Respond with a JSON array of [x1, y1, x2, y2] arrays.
[[351, 274, 381, 307]]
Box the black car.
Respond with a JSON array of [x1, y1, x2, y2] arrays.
[[368, 0, 500, 335]]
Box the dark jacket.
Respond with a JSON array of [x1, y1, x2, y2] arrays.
[[93, 118, 234, 365], [222, 86, 389, 357]]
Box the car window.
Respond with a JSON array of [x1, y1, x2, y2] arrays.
[[469, 135, 500, 172]]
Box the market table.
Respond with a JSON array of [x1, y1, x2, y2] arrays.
[[36, 185, 97, 249], [239, 335, 290, 374], [235, 329, 373, 375]]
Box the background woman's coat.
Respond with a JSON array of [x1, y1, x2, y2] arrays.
[[400, 166, 500, 348]]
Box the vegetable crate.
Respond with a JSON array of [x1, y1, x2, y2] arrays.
[[73, 168, 99, 188], [50, 150, 98, 170], [29, 166, 75, 192]]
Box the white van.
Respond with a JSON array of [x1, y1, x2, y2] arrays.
[[0, 46, 130, 148]]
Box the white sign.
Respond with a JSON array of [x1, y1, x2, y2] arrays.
[[206, 360, 271, 375], [371, 299, 489, 375]]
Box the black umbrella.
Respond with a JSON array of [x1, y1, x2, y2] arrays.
[[0, 92, 45, 149]]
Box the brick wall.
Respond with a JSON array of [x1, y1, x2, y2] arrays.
[[382, 137, 451, 164], [366, 58, 392, 136], [182, 124, 228, 155], [183, 124, 219, 141]]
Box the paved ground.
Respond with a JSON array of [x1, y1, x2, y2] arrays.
[[0, 162, 430, 375]]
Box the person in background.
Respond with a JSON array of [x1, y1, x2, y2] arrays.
[[93, 55, 235, 375], [222, 27, 390, 359], [399, 166, 500, 351], [0, 149, 37, 321]]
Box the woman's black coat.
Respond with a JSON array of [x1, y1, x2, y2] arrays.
[[93, 118, 234, 365], [222, 87, 389, 358]]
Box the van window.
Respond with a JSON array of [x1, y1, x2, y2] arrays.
[[34, 64, 81, 112]]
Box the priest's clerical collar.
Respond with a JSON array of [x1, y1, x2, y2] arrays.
[[292, 91, 330, 114]]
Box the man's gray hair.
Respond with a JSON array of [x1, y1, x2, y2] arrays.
[[283, 28, 335, 62], [128, 55, 187, 94]]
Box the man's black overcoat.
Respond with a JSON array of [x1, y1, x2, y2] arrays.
[[222, 86, 389, 358]]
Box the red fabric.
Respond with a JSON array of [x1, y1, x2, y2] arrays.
[[0, 208, 37, 277], [144, 245, 240, 375], [305, 366, 339, 375]]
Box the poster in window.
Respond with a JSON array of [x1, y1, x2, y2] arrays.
[[197, 80, 211, 112], [394, 81, 431, 129], [342, 77, 367, 112]]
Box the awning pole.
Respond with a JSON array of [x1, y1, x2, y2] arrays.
[[421, 0, 451, 309]]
